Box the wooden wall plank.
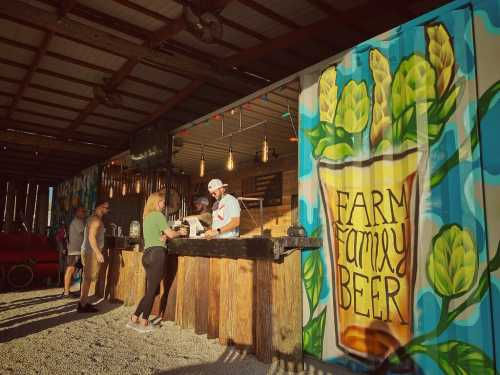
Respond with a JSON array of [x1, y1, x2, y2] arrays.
[[25, 182, 37, 231], [5, 180, 16, 232], [175, 256, 185, 326], [181, 256, 196, 329], [163, 254, 178, 321], [234, 258, 254, 351], [0, 179, 6, 226], [255, 259, 273, 363], [219, 258, 237, 345], [194, 256, 209, 335], [207, 257, 221, 339]]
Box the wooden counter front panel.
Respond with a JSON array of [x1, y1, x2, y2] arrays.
[[166, 252, 303, 369]]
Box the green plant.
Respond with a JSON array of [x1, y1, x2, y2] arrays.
[[377, 230, 500, 375], [305, 22, 500, 189], [302, 226, 327, 358]]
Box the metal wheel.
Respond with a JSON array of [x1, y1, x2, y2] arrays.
[[7, 264, 34, 289]]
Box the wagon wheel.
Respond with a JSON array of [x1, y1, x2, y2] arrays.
[[7, 264, 34, 289]]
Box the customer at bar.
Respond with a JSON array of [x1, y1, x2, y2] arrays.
[[204, 179, 241, 239], [61, 206, 86, 298], [190, 196, 212, 227], [128, 191, 186, 333], [77, 200, 110, 313]]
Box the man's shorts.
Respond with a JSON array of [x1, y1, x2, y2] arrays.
[[66, 255, 80, 267], [81, 250, 101, 282]]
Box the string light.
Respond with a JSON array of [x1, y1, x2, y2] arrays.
[[199, 147, 205, 178], [262, 136, 269, 163], [226, 137, 235, 171], [135, 178, 141, 194]]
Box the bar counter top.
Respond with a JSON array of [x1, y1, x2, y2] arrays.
[[167, 236, 321, 260]]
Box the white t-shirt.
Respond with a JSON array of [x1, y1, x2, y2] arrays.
[[211, 194, 240, 238]]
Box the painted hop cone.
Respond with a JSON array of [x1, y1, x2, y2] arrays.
[[426, 23, 455, 96], [427, 224, 478, 298], [318, 66, 338, 127], [369, 48, 392, 147], [392, 54, 436, 122], [335, 80, 370, 133]]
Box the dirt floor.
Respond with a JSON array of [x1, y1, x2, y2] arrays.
[[0, 288, 354, 375]]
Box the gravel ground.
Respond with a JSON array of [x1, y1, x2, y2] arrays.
[[0, 288, 354, 375]]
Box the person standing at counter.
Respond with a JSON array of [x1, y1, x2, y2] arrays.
[[61, 206, 86, 298], [78, 200, 110, 313], [128, 191, 186, 333], [204, 179, 241, 239]]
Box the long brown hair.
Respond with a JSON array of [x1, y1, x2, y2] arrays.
[[143, 191, 165, 219]]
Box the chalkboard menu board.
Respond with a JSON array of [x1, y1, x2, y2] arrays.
[[241, 172, 282, 208]]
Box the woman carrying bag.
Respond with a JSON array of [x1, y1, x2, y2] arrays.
[[127, 191, 186, 333]]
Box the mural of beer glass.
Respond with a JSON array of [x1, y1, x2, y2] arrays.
[[318, 148, 422, 363]]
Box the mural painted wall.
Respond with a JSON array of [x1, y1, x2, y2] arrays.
[[299, 0, 500, 373], [53, 165, 100, 227]]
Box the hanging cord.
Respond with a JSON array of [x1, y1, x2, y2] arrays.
[[287, 102, 298, 138]]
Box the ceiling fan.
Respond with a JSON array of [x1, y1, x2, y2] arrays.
[[183, 5, 223, 44], [92, 78, 123, 108]]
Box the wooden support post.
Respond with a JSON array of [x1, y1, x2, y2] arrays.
[[181, 256, 196, 329], [219, 258, 237, 345], [36, 184, 48, 235], [255, 259, 273, 363], [175, 256, 185, 326]]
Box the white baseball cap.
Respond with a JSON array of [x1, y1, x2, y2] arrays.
[[208, 178, 228, 193]]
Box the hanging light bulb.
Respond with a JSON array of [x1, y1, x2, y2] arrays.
[[226, 146, 235, 171], [135, 178, 141, 194], [109, 185, 114, 199], [262, 136, 269, 163], [199, 152, 205, 178], [122, 183, 127, 196]]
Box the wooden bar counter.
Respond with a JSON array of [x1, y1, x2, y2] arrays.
[[153, 237, 321, 371]]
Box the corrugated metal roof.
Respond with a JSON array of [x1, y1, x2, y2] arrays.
[[31, 72, 93, 97], [86, 115, 137, 131], [0, 18, 45, 47], [221, 2, 292, 39], [48, 35, 127, 70], [23, 86, 87, 110], [120, 96, 157, 113], [12, 111, 69, 128], [38, 55, 107, 86], [252, 0, 325, 27], [0, 42, 35, 66], [119, 79, 174, 101], [94, 104, 144, 123], [0, 63, 26, 81], [131, 63, 190, 90], [0, 96, 12, 106], [126, 0, 183, 19], [173, 30, 235, 59], [323, 0, 368, 11], [17, 100, 78, 120], [0, 81, 19, 95], [77, 0, 165, 31]]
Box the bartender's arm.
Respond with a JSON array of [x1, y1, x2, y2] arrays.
[[205, 217, 240, 239]]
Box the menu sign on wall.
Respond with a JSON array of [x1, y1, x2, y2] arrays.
[[242, 172, 282, 208]]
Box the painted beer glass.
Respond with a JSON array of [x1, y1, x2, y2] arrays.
[[304, 22, 471, 366]]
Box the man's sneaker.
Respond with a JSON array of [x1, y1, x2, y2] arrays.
[[69, 291, 81, 298], [76, 303, 99, 313], [133, 323, 157, 333], [60, 293, 71, 299]]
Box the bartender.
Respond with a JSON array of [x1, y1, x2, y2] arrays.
[[204, 179, 240, 239]]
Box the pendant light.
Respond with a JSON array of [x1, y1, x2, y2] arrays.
[[199, 145, 205, 178], [262, 135, 269, 163], [226, 136, 235, 171], [135, 176, 141, 194], [121, 182, 127, 196], [109, 185, 114, 199]]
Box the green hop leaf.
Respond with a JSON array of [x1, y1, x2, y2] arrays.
[[411, 341, 496, 375], [303, 307, 327, 359], [303, 251, 323, 315], [313, 137, 333, 158], [322, 142, 353, 161], [392, 54, 436, 123], [335, 80, 370, 133], [427, 224, 478, 298]]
